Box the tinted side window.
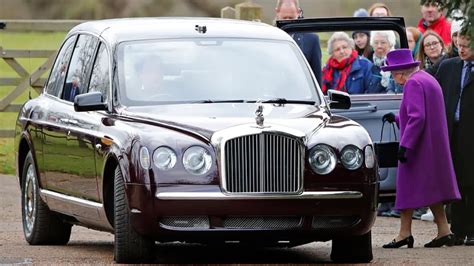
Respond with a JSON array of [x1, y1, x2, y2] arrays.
[[62, 34, 99, 102], [45, 36, 76, 97], [88, 43, 110, 103]]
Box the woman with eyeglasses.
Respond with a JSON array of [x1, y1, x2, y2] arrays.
[[417, 30, 447, 73], [424, 18, 465, 77]]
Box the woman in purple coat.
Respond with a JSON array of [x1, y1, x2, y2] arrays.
[[380, 49, 461, 248]]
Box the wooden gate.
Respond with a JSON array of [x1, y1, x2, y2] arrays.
[[0, 20, 82, 137]]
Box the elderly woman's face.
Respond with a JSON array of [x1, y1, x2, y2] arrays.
[[332, 40, 352, 62], [423, 35, 443, 60], [373, 34, 391, 57]]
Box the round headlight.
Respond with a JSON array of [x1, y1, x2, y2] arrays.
[[309, 144, 337, 175], [364, 145, 375, 169], [139, 146, 151, 169], [153, 147, 177, 170], [183, 146, 212, 175], [341, 145, 363, 170]]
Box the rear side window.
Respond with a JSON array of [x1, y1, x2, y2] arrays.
[[45, 36, 76, 97], [88, 43, 110, 103], [62, 34, 99, 102]]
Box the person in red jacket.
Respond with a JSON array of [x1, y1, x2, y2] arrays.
[[417, 0, 451, 46]]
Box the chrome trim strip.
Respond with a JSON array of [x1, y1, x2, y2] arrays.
[[379, 192, 396, 197], [41, 189, 103, 208], [156, 191, 363, 200]]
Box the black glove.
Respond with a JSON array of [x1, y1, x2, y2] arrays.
[[398, 146, 407, 163], [382, 112, 396, 123]]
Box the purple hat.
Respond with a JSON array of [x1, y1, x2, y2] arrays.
[[381, 49, 420, 72]]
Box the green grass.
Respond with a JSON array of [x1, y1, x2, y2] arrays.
[[0, 32, 66, 175], [0, 112, 18, 129], [0, 138, 15, 175]]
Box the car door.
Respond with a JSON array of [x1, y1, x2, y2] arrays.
[[59, 34, 101, 203], [41, 35, 77, 192], [277, 17, 407, 198]]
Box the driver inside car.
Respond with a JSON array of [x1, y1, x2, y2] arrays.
[[132, 55, 167, 100]]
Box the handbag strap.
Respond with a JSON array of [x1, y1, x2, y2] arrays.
[[380, 120, 398, 142]]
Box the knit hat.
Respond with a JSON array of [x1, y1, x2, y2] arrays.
[[353, 8, 369, 17], [451, 18, 465, 37]]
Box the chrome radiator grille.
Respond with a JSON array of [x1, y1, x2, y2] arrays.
[[223, 133, 303, 193]]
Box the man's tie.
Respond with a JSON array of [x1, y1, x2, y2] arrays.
[[462, 61, 472, 88], [70, 86, 76, 101], [455, 62, 473, 122]]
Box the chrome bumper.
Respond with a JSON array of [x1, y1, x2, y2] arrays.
[[156, 191, 363, 200]]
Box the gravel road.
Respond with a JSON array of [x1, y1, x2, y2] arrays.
[[1, 174, 472, 264]]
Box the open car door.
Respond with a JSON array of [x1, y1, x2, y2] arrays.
[[277, 17, 408, 200]]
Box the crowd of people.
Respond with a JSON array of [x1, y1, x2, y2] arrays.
[[274, 0, 474, 248]]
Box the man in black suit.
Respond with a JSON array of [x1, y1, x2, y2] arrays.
[[275, 0, 322, 86], [436, 29, 474, 246], [63, 77, 81, 102]]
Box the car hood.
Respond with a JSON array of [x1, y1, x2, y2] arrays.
[[121, 103, 330, 140]]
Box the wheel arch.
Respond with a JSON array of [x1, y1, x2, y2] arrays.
[[102, 153, 119, 228], [17, 136, 32, 185]]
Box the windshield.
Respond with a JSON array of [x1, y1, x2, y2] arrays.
[[116, 38, 321, 106]]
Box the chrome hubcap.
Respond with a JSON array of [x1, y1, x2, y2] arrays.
[[23, 164, 36, 236]]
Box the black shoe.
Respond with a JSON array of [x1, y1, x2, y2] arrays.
[[453, 235, 465, 246], [424, 234, 455, 248], [465, 236, 474, 246], [383, 235, 414, 248]]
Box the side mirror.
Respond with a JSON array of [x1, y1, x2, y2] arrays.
[[74, 92, 107, 112], [327, 89, 351, 110]]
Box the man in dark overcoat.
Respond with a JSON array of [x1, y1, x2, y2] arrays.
[[436, 29, 474, 246], [274, 0, 322, 86]]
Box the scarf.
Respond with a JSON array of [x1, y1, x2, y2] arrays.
[[322, 49, 358, 93], [424, 52, 445, 69], [424, 56, 434, 70], [373, 54, 392, 88]]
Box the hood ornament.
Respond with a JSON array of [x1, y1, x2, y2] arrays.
[[255, 104, 264, 127]]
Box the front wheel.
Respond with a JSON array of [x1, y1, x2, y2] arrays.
[[113, 166, 154, 263], [330, 231, 373, 263], [21, 151, 72, 245]]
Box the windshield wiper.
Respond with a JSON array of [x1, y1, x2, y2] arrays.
[[254, 98, 316, 105], [191, 99, 247, 104]]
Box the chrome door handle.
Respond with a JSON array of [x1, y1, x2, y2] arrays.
[[68, 119, 79, 126], [349, 104, 377, 112]]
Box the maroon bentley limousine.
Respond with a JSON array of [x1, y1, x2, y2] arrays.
[[15, 18, 378, 263]]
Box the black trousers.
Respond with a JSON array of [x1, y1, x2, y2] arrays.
[[450, 123, 474, 237]]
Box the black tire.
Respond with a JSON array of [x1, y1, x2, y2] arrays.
[[21, 151, 72, 245], [330, 231, 373, 263], [113, 166, 154, 263]]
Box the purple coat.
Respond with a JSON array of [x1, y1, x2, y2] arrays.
[[395, 70, 460, 210]]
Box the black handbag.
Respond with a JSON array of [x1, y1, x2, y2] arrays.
[[374, 121, 399, 168]]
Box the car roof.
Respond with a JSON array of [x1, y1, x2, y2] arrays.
[[69, 17, 294, 44]]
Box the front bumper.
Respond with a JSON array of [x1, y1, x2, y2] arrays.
[[156, 190, 363, 200], [126, 183, 378, 242]]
